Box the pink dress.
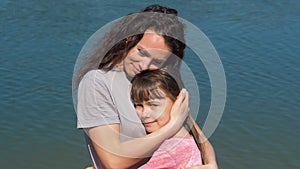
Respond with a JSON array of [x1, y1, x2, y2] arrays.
[[141, 137, 202, 169]]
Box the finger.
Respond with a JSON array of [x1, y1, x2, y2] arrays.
[[182, 90, 190, 115], [183, 89, 189, 104], [173, 89, 186, 106], [180, 88, 187, 97], [177, 88, 187, 103]]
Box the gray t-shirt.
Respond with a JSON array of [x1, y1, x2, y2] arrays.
[[77, 69, 146, 141]]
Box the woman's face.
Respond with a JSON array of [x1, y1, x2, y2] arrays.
[[123, 29, 172, 78], [134, 89, 173, 133]]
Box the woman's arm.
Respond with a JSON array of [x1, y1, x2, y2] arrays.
[[89, 89, 189, 169], [193, 121, 218, 169]]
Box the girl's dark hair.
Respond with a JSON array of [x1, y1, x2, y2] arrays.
[[73, 5, 186, 92], [130, 69, 202, 151], [131, 69, 180, 104]]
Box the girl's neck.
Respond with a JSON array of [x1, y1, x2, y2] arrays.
[[174, 126, 191, 137]]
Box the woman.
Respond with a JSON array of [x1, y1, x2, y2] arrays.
[[74, 4, 217, 169], [131, 69, 203, 168]]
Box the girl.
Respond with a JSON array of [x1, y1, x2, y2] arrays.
[[131, 69, 203, 168]]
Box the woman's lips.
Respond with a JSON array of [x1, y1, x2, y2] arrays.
[[132, 65, 141, 74]]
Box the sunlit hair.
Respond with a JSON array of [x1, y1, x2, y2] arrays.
[[130, 69, 203, 152], [73, 4, 186, 92]]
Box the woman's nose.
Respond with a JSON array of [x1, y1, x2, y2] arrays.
[[139, 58, 152, 70]]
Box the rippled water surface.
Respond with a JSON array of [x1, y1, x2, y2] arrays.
[[1, 0, 299, 168]]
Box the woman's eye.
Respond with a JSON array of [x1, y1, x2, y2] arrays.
[[138, 48, 147, 57], [153, 60, 163, 66]]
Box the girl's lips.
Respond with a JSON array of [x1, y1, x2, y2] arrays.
[[143, 121, 156, 126]]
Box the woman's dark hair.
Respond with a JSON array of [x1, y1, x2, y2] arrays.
[[73, 5, 186, 92], [130, 69, 202, 151], [98, 4, 185, 71]]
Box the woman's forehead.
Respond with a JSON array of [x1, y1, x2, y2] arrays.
[[138, 30, 171, 55]]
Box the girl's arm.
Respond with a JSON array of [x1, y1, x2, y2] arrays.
[[89, 89, 189, 169]]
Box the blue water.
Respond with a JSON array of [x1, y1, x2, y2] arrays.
[[1, 0, 299, 169]]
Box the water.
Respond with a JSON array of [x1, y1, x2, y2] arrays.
[[1, 0, 299, 168]]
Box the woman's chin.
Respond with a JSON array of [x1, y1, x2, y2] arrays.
[[124, 70, 135, 79]]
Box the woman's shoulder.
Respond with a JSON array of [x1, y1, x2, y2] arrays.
[[79, 69, 108, 87], [80, 68, 126, 88], [82, 69, 107, 81], [84, 69, 103, 76]]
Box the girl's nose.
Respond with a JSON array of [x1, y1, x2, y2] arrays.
[[141, 105, 151, 118]]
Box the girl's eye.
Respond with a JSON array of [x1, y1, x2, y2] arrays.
[[134, 103, 144, 112], [134, 103, 143, 108], [150, 103, 159, 107]]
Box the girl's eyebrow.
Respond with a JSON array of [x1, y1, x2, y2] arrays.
[[147, 99, 163, 103]]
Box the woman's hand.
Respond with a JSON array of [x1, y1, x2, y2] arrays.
[[168, 88, 190, 132]]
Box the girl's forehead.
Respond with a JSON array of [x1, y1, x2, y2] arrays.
[[133, 87, 166, 102], [148, 88, 167, 98]]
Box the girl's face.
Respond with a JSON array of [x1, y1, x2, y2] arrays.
[[134, 89, 174, 133], [122, 29, 172, 78]]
